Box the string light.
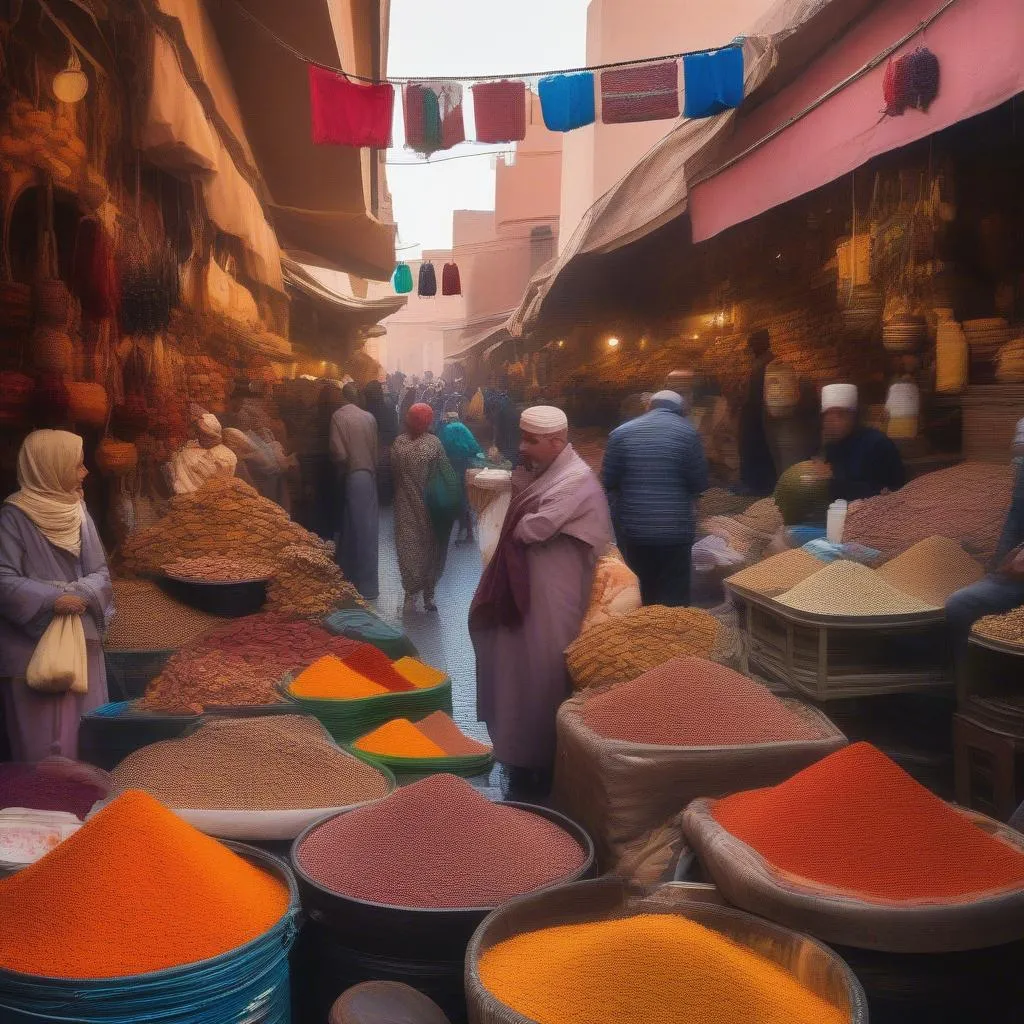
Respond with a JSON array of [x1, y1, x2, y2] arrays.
[[52, 47, 88, 104], [607, 336, 620, 349]]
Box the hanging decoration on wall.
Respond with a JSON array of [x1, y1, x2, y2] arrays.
[[883, 48, 939, 117], [682, 44, 744, 119], [308, 65, 394, 147], [418, 261, 438, 297], [404, 81, 467, 155], [441, 262, 462, 296], [600, 60, 680, 124], [538, 72, 596, 132], [472, 80, 528, 144], [392, 263, 414, 295]]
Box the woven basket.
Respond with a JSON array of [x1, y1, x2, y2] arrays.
[[31, 326, 74, 375], [33, 278, 70, 326], [565, 606, 726, 691], [67, 382, 109, 428], [0, 371, 35, 426], [95, 439, 138, 477]]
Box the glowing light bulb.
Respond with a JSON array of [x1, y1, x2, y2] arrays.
[[53, 49, 88, 104], [607, 337, 620, 349]]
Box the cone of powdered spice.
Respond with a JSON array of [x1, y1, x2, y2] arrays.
[[353, 714, 491, 758], [295, 774, 586, 909], [710, 742, 1024, 902], [874, 535, 984, 607], [478, 914, 846, 1024], [775, 561, 935, 616], [111, 716, 392, 810], [579, 657, 832, 746], [0, 790, 290, 978], [726, 548, 824, 596]]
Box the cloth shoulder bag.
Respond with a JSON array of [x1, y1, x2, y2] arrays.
[[26, 613, 88, 695]]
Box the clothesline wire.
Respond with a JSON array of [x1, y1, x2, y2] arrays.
[[223, 0, 733, 85], [386, 148, 514, 165]]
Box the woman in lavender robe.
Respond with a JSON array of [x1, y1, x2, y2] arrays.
[[0, 430, 114, 762]]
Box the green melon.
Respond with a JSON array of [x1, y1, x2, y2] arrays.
[[773, 461, 831, 526]]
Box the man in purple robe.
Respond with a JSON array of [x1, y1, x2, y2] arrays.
[[470, 405, 613, 797]]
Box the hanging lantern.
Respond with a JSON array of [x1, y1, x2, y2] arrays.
[[392, 263, 414, 295], [52, 48, 89, 104]]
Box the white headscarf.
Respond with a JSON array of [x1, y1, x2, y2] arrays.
[[4, 430, 85, 556]]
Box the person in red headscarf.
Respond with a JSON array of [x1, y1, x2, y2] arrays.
[[390, 403, 456, 612]]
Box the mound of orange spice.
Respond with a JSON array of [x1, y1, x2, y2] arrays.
[[0, 790, 290, 978], [711, 742, 1024, 902]]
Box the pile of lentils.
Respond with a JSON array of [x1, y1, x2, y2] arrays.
[[776, 561, 934, 617], [579, 657, 831, 747], [843, 462, 1014, 562], [726, 549, 823, 596], [105, 580, 225, 651], [973, 605, 1024, 649], [112, 716, 392, 810], [137, 613, 360, 713], [295, 774, 586, 908]]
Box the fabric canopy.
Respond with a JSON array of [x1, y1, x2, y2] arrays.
[[284, 259, 407, 330], [203, 0, 396, 280]]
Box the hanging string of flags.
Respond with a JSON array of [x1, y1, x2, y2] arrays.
[[307, 43, 747, 152]]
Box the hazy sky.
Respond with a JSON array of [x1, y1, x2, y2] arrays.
[[386, 0, 591, 255]]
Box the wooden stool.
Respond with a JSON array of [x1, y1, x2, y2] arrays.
[[953, 713, 1024, 821]]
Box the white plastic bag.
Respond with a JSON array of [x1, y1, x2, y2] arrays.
[[26, 614, 88, 695]]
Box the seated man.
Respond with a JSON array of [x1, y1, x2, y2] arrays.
[[946, 463, 1024, 659]]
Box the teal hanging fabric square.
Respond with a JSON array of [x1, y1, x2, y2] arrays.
[[393, 263, 414, 294], [539, 72, 596, 132], [683, 45, 744, 119]]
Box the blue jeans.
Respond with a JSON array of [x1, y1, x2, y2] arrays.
[[946, 575, 1024, 661]]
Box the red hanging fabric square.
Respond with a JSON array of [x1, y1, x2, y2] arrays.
[[601, 60, 680, 124], [439, 82, 467, 150], [473, 80, 527, 144], [308, 64, 394, 148], [442, 262, 462, 296]]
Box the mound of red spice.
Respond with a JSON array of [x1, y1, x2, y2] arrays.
[[711, 742, 1024, 902], [342, 644, 415, 692], [580, 657, 828, 746], [0, 762, 107, 820], [296, 774, 585, 908]]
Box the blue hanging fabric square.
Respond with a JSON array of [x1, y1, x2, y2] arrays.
[[538, 72, 596, 132], [682, 45, 744, 119]]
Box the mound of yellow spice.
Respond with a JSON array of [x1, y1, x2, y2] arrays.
[[479, 914, 845, 1024], [0, 790, 290, 978]]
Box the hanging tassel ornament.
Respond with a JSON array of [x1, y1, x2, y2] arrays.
[[905, 48, 939, 111], [393, 263, 414, 295], [882, 55, 911, 116]]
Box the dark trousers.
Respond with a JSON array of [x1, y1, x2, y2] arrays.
[[622, 541, 693, 608]]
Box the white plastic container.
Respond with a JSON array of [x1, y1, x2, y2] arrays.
[[826, 500, 848, 544]]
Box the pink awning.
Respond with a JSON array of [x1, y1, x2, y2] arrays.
[[689, 0, 1024, 242]]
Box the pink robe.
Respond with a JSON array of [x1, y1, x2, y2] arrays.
[[471, 445, 613, 770]]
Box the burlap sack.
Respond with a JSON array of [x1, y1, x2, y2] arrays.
[[611, 811, 689, 886], [465, 878, 867, 1024], [683, 799, 1024, 953], [552, 694, 846, 872]]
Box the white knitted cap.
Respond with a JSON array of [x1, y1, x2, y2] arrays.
[[520, 405, 569, 435], [821, 383, 858, 412]]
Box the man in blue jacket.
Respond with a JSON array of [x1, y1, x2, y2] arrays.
[[602, 390, 709, 607]]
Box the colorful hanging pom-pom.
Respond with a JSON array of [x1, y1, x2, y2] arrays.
[[905, 47, 939, 111], [883, 55, 911, 116], [393, 263, 414, 295]]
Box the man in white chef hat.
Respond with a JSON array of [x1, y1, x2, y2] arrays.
[[470, 405, 613, 799], [809, 383, 905, 501]]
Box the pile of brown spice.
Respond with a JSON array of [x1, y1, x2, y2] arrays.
[[163, 556, 275, 583], [295, 774, 586, 908], [726, 549, 824, 596], [137, 613, 361, 713], [105, 580, 225, 651], [972, 605, 1024, 649], [776, 561, 935, 616], [579, 657, 831, 746], [875, 536, 985, 607], [267, 544, 362, 620], [843, 463, 1015, 562], [111, 715, 392, 810]]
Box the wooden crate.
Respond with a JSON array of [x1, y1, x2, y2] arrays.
[[728, 584, 953, 701], [961, 384, 1024, 463], [954, 713, 1024, 821], [959, 634, 1024, 714]]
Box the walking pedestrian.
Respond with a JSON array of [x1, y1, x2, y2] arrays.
[[602, 390, 708, 607], [330, 383, 380, 600], [471, 405, 613, 796], [439, 401, 484, 543], [391, 403, 454, 612]]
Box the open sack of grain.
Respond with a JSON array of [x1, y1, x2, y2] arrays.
[[683, 743, 1024, 953], [552, 657, 846, 872], [579, 548, 642, 634]]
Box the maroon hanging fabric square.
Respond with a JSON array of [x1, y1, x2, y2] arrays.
[[473, 80, 527, 143], [309, 64, 394, 147], [439, 82, 467, 150], [441, 262, 462, 296], [403, 83, 429, 150], [601, 60, 680, 124]]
